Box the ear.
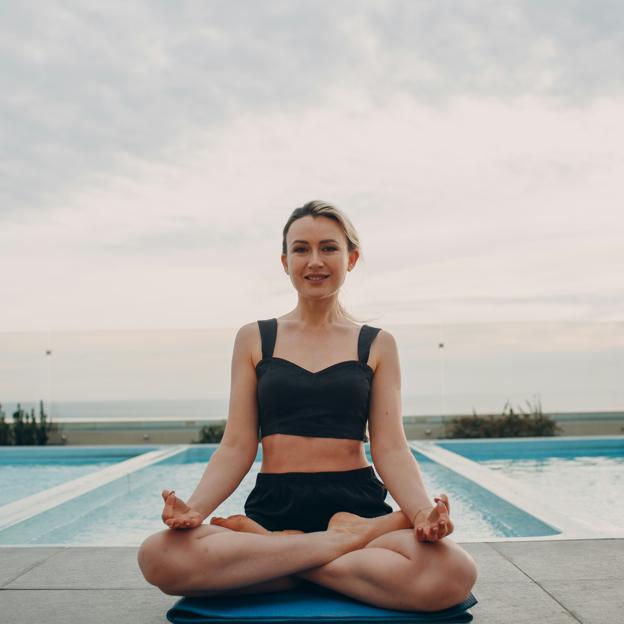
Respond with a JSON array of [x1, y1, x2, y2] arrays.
[[281, 253, 288, 274], [347, 248, 360, 271]]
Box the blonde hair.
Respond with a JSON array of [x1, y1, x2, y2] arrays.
[[282, 200, 372, 324]]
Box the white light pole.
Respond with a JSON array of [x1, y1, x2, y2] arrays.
[[438, 334, 447, 420], [45, 348, 52, 419]]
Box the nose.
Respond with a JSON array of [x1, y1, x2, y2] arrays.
[[307, 248, 324, 267]]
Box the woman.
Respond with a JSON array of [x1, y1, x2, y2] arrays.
[[137, 201, 478, 612]]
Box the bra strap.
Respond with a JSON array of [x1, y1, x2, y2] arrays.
[[257, 318, 277, 360], [358, 324, 382, 365]]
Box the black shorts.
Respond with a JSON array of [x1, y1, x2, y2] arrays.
[[243, 466, 394, 533]]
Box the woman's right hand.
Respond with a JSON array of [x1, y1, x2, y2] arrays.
[[161, 489, 204, 530]]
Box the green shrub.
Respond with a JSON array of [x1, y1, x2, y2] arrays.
[[0, 401, 58, 445], [193, 423, 225, 443], [0, 411, 12, 445], [444, 398, 561, 438]]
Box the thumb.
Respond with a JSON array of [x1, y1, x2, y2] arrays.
[[434, 494, 450, 514]]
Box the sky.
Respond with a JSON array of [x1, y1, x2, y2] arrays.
[[1, 2, 623, 411]]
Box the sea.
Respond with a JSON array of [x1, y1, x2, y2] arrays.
[[1, 396, 621, 423]]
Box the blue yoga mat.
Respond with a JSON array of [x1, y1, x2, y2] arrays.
[[166, 582, 478, 623]]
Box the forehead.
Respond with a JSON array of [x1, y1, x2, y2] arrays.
[[286, 215, 345, 243]]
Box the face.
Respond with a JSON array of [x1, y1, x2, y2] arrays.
[[281, 215, 359, 298]]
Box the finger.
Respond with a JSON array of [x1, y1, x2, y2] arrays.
[[434, 494, 449, 513], [430, 525, 438, 540], [440, 493, 450, 513], [167, 491, 176, 511]]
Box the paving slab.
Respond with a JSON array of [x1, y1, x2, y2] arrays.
[[460, 542, 530, 584], [469, 581, 579, 623], [0, 547, 64, 587], [540, 579, 624, 624], [5, 546, 146, 589], [0, 588, 172, 624], [491, 538, 624, 581], [1, 540, 623, 623]]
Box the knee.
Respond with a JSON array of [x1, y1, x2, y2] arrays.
[[458, 551, 478, 594], [137, 531, 178, 589], [420, 549, 478, 611], [446, 550, 478, 605]]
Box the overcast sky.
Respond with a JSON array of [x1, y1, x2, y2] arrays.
[[1, 2, 623, 412], [1, 0, 623, 333]]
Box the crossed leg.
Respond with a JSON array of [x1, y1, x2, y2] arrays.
[[206, 512, 476, 611], [138, 511, 477, 612], [299, 524, 477, 611]]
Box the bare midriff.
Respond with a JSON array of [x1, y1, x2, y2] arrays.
[[260, 434, 369, 473]]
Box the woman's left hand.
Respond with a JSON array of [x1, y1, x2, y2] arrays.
[[412, 494, 454, 543]]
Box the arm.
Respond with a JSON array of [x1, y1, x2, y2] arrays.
[[184, 322, 260, 520], [368, 331, 432, 524], [368, 331, 453, 543]]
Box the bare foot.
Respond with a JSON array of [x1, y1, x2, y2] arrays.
[[210, 514, 305, 536], [210, 514, 269, 534], [326, 511, 404, 547]]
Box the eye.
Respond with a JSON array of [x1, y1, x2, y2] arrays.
[[292, 245, 338, 253]]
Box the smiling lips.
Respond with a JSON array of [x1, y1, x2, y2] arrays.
[[305, 274, 329, 281]]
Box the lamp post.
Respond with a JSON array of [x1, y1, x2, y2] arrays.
[[438, 338, 447, 420], [45, 348, 52, 419]]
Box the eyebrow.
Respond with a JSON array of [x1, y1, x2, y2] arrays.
[[290, 239, 340, 246]]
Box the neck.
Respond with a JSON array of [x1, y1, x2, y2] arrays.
[[287, 298, 344, 329]]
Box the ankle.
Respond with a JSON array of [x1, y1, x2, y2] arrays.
[[325, 528, 367, 553]]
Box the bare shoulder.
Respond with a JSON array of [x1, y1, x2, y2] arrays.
[[233, 321, 262, 366], [235, 321, 259, 342], [372, 327, 398, 351], [369, 328, 399, 371]]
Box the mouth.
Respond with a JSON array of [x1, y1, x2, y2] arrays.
[[305, 275, 329, 281]]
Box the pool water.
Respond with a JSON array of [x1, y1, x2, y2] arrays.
[[0, 446, 555, 545], [437, 437, 624, 531], [0, 447, 155, 505]]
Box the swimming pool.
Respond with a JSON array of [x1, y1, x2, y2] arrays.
[[433, 436, 624, 534], [0, 446, 159, 505], [0, 444, 559, 546]]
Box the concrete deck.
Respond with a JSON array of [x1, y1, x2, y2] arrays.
[[1, 539, 622, 623]]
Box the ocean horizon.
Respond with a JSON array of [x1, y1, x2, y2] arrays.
[[1, 396, 622, 422]]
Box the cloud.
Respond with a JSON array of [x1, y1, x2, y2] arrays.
[[2, 1, 624, 220], [1, 93, 622, 331]]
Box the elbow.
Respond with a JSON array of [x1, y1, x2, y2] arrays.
[[217, 438, 259, 466], [370, 442, 412, 465]]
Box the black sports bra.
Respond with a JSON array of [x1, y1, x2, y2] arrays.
[[255, 318, 382, 442]]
